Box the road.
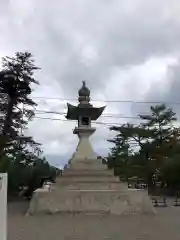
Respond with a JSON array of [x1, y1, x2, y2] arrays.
[[8, 198, 180, 240]]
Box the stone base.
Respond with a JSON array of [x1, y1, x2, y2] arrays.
[[27, 158, 156, 216], [27, 188, 156, 216]]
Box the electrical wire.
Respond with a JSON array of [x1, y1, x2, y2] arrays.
[[1, 93, 180, 105], [34, 109, 143, 119], [33, 116, 124, 126], [31, 96, 180, 105], [34, 109, 179, 122], [33, 116, 178, 128]]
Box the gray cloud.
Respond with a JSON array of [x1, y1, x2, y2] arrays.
[[134, 58, 180, 119], [3, 0, 180, 94], [1, 0, 180, 166]]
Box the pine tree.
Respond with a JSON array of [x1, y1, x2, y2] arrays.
[[139, 104, 177, 165], [0, 52, 40, 160], [0, 52, 59, 195], [107, 104, 179, 184]]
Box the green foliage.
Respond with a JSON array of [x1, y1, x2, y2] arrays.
[[0, 52, 57, 196], [107, 104, 180, 186], [0, 52, 40, 157]]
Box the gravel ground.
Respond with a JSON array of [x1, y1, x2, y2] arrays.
[[8, 198, 180, 240]]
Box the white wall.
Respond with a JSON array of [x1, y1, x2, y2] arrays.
[[0, 173, 7, 240]]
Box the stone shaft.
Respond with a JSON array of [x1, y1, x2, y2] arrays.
[[70, 126, 97, 164]]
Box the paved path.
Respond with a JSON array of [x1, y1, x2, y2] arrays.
[[8, 199, 180, 240]]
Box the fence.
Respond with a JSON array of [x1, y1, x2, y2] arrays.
[[0, 173, 8, 240]]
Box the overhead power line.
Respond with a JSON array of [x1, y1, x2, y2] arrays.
[[33, 116, 177, 128], [31, 96, 180, 105], [35, 113, 142, 120], [34, 109, 144, 119], [1, 93, 180, 104], [33, 116, 134, 126], [34, 109, 179, 122], [33, 109, 179, 123]]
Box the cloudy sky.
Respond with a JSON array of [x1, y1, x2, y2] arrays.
[[1, 0, 180, 168]]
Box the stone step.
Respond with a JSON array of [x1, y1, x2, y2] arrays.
[[62, 169, 114, 177], [57, 179, 120, 184], [56, 176, 120, 183], [52, 182, 126, 190]]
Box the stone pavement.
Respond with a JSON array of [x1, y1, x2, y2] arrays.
[[8, 199, 180, 240]]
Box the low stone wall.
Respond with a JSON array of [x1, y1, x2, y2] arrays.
[[0, 173, 8, 240], [27, 188, 156, 216]]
